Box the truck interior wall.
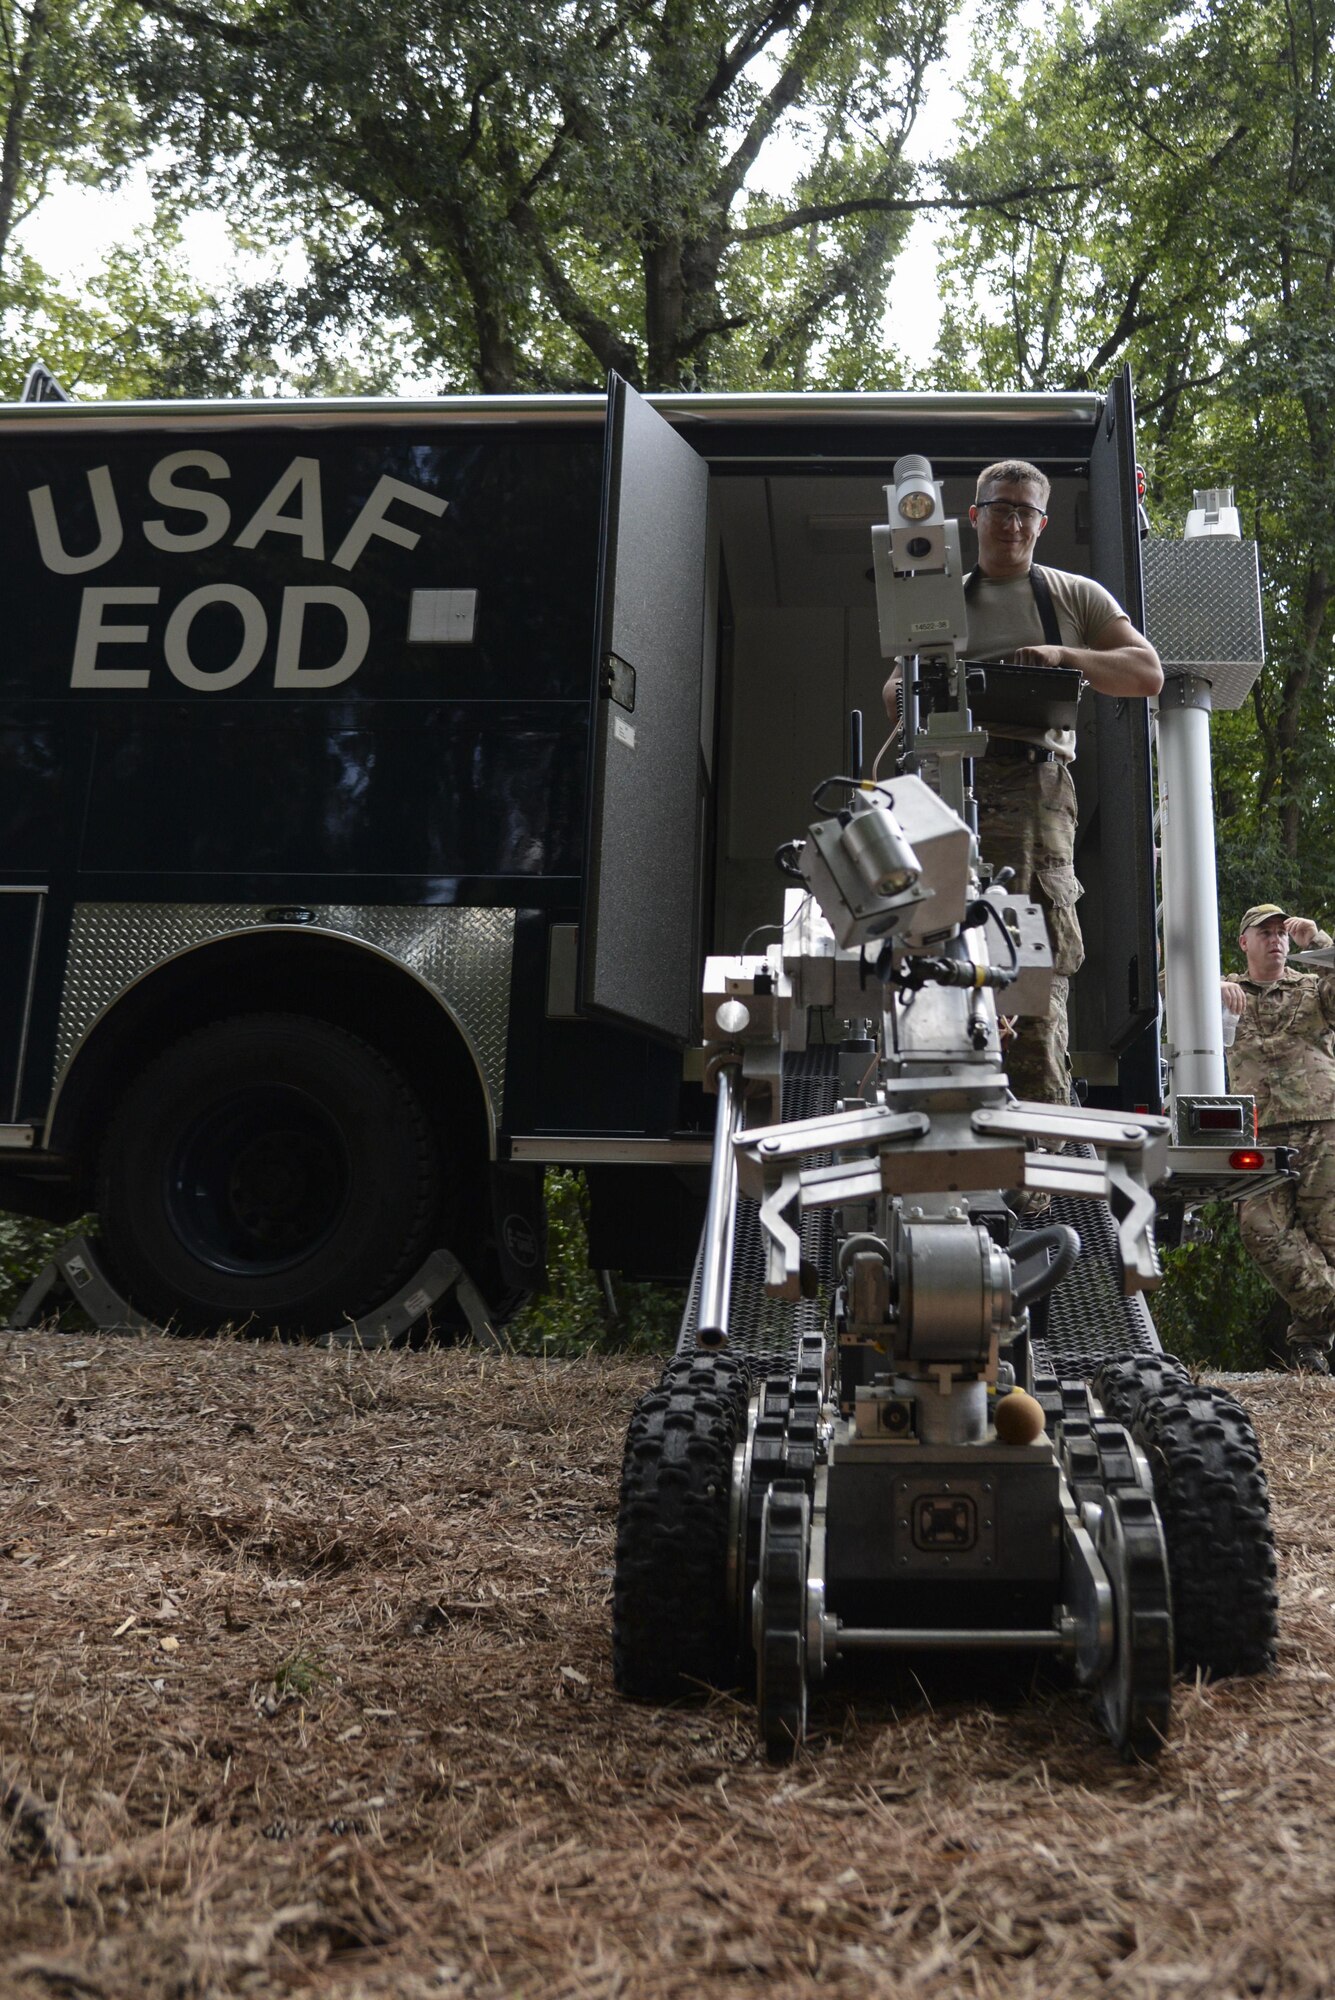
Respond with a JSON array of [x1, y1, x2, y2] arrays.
[[1068, 706, 1119, 1087]]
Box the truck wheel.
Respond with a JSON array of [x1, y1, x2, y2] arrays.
[[96, 1013, 445, 1335], [1130, 1383, 1278, 1679], [613, 1355, 749, 1700]]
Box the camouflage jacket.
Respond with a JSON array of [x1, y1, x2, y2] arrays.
[[1228, 948, 1335, 1129]]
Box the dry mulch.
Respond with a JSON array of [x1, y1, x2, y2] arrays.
[[1, 1330, 1333, 1999]]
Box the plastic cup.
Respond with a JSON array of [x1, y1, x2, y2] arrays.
[[1222, 1006, 1239, 1048]]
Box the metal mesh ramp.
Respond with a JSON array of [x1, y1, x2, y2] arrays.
[[1034, 1144, 1162, 1376], [676, 1047, 839, 1379], [678, 1088, 1161, 1385]]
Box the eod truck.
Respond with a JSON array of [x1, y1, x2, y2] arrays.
[[0, 372, 1261, 1335]]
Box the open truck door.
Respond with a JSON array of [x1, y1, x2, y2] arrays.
[[579, 375, 710, 1045]]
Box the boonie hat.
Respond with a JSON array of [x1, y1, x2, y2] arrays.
[[1239, 904, 1288, 934]]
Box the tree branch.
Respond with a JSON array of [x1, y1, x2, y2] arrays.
[[148, 0, 272, 51], [707, 0, 810, 114], [509, 197, 643, 385], [735, 182, 1091, 242], [0, 0, 47, 272], [710, 1, 834, 211], [677, 311, 749, 357]]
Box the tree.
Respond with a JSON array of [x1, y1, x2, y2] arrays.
[[1, 0, 145, 279], [0, 1, 263, 400], [934, 0, 1335, 904], [135, 0, 1080, 393], [1, 0, 145, 334]]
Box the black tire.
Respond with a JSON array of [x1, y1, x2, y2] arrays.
[[612, 1355, 749, 1700], [1130, 1383, 1278, 1680], [97, 1013, 445, 1335], [658, 1350, 752, 1429], [1092, 1352, 1193, 1429]]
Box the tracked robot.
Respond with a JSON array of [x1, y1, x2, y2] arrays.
[[613, 456, 1277, 1760]]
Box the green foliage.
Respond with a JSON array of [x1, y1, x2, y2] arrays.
[[130, 0, 963, 391], [1152, 1203, 1284, 1374], [0, 1211, 84, 1323], [271, 1652, 330, 1699], [504, 1171, 682, 1358], [0, 1, 142, 273], [930, 0, 1335, 1365], [936, 0, 1335, 900], [0, 0, 148, 378]]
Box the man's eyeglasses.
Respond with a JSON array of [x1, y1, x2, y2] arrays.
[[976, 500, 1046, 525]]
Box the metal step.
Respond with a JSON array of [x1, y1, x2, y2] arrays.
[[1039, 1143, 1161, 1375]]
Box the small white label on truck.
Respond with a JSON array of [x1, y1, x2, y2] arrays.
[[408, 590, 478, 644]]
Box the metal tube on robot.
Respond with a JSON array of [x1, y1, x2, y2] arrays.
[[696, 1064, 743, 1347], [833, 1625, 1068, 1654]]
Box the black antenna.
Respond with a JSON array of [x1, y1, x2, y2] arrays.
[[848, 708, 864, 782]]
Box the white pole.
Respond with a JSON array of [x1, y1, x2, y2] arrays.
[[1157, 676, 1225, 1100]]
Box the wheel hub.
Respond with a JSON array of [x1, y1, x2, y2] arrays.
[[170, 1085, 352, 1275]]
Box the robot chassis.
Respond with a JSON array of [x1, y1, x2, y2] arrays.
[[613, 456, 1277, 1761]]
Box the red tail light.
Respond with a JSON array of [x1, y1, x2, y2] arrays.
[[1229, 1149, 1265, 1171]]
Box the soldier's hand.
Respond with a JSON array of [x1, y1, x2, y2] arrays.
[[1012, 644, 1067, 670], [1286, 916, 1319, 949], [1221, 980, 1247, 1016]]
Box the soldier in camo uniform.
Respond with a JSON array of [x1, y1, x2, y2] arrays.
[[1222, 903, 1335, 1373], [884, 458, 1162, 1103]]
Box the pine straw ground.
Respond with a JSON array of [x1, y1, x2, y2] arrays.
[[1, 1335, 1334, 2000]]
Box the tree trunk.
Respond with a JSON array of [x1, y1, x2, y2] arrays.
[[452, 219, 521, 392], [643, 239, 688, 389], [1277, 564, 1331, 857], [0, 0, 47, 279]]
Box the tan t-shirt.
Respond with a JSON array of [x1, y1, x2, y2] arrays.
[[966, 565, 1126, 760]]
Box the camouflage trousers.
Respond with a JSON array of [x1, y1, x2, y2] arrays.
[[1238, 1120, 1335, 1352], [975, 757, 1084, 1107]]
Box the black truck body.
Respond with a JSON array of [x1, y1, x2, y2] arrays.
[[0, 374, 1158, 1329]]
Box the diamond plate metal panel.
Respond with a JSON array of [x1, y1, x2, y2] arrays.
[[54, 904, 515, 1135], [1142, 538, 1264, 711]]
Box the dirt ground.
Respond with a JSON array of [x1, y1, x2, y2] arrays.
[[2, 1330, 1334, 2000]]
